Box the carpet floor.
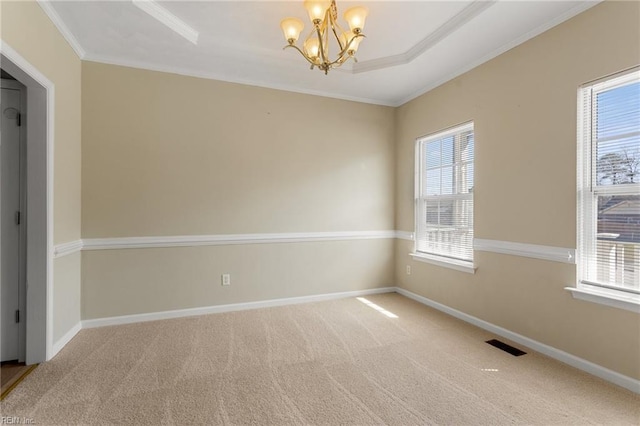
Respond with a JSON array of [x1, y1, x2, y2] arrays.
[[1, 293, 638, 425]]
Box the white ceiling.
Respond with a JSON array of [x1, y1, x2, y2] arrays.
[[41, 0, 601, 106]]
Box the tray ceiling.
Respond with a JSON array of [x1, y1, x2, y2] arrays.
[[40, 0, 601, 106]]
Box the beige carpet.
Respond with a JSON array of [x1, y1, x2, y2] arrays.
[[1, 293, 638, 425]]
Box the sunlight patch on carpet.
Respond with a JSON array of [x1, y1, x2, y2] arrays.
[[356, 297, 398, 318]]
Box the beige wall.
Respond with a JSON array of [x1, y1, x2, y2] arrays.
[[81, 62, 396, 318], [82, 240, 394, 319], [395, 1, 640, 379], [1, 1, 82, 347], [82, 62, 395, 237]]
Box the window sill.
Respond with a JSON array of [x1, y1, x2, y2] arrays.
[[410, 252, 476, 274], [564, 286, 640, 313]]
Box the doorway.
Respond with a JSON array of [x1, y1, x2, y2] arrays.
[[1, 75, 27, 363], [1, 44, 53, 365]]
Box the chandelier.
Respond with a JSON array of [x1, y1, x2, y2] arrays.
[[280, 0, 369, 74]]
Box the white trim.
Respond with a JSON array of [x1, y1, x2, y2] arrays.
[[36, 0, 86, 59], [565, 287, 640, 313], [395, 1, 601, 106], [81, 56, 395, 107], [50, 321, 81, 358], [395, 231, 414, 241], [132, 0, 199, 45], [46, 72, 55, 363], [353, 1, 495, 74], [77, 285, 640, 394], [53, 240, 83, 258], [410, 252, 476, 274], [82, 287, 396, 329], [474, 238, 575, 264], [395, 287, 640, 394], [0, 40, 55, 364], [52, 231, 412, 254], [82, 230, 396, 251]]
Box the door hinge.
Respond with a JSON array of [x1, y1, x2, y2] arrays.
[[15, 211, 21, 225], [17, 112, 21, 127], [15, 310, 20, 323]]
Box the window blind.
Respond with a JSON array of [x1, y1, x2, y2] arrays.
[[577, 69, 640, 294], [416, 122, 474, 263]]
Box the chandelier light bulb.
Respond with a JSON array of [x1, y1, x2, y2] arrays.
[[280, 17, 304, 44], [340, 30, 361, 54], [304, 0, 331, 23], [303, 37, 321, 63], [343, 6, 368, 33]]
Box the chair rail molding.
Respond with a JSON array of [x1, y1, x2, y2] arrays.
[[474, 238, 575, 264]]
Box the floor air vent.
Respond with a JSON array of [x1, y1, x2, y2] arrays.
[[485, 339, 527, 356]]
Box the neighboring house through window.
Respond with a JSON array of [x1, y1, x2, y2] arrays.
[[576, 68, 640, 309], [413, 122, 475, 273]]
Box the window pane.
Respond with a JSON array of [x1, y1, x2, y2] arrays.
[[461, 133, 474, 162], [441, 136, 454, 166], [426, 200, 439, 225], [425, 169, 441, 196], [439, 200, 454, 226], [596, 194, 640, 290], [453, 198, 474, 228], [596, 82, 640, 140], [595, 81, 640, 186], [426, 140, 441, 169], [457, 162, 474, 194], [441, 166, 453, 195], [596, 134, 640, 185]]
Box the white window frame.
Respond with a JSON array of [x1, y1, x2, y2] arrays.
[[569, 68, 640, 313], [412, 122, 475, 274]]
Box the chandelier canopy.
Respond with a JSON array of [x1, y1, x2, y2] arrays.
[[280, 0, 369, 75]]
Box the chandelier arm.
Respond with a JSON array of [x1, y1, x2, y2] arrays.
[[334, 33, 365, 60], [329, 15, 346, 51], [283, 44, 320, 67], [324, 34, 365, 68], [330, 24, 344, 51], [316, 26, 329, 67], [316, 7, 334, 67]]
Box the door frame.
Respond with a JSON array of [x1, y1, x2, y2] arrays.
[[1, 40, 54, 364], [0, 78, 28, 362]]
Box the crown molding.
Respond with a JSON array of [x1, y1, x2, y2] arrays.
[[353, 0, 496, 74], [132, 0, 199, 45], [36, 0, 86, 59], [80, 54, 396, 107], [395, 0, 602, 106]]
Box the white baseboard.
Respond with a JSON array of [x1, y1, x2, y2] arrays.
[[50, 322, 82, 359], [82, 287, 396, 329], [395, 287, 640, 394], [56, 286, 639, 394]]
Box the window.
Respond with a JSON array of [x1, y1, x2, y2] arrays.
[[576, 68, 640, 308], [414, 122, 474, 272]]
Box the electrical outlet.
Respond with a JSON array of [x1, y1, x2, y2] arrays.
[[221, 274, 231, 286], [406, 265, 411, 275]]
